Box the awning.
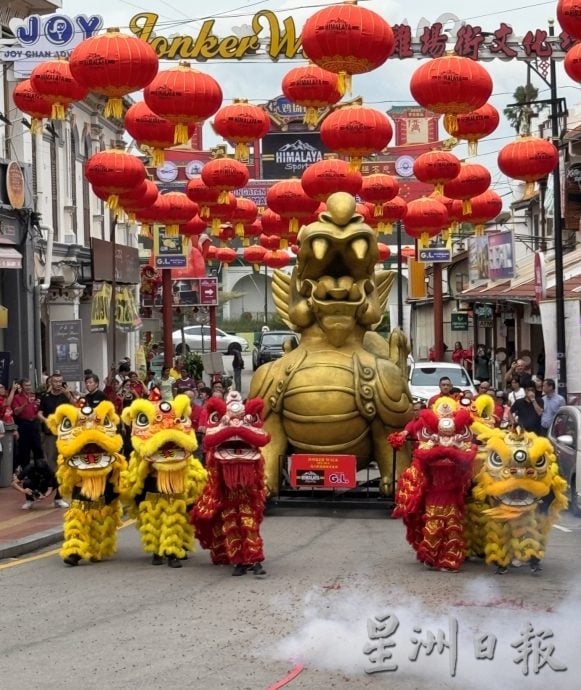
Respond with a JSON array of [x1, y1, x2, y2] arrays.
[[0, 246, 22, 269]]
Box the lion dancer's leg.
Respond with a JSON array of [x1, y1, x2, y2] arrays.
[[417, 503, 466, 571], [483, 520, 512, 573], [61, 503, 93, 566], [138, 495, 164, 565], [157, 496, 194, 568], [90, 503, 122, 561], [239, 501, 266, 576]]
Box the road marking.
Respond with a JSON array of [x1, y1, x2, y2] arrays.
[[554, 524, 572, 533], [0, 519, 135, 570]]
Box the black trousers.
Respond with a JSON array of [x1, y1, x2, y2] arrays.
[[15, 419, 44, 470]]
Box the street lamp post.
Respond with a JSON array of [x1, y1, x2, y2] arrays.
[[396, 220, 404, 329]]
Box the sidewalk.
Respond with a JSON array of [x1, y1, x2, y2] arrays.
[[0, 486, 64, 560]]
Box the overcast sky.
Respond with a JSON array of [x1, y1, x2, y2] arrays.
[[56, 0, 580, 204]]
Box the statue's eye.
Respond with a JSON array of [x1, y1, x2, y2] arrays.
[[208, 411, 221, 425], [489, 452, 503, 468], [60, 417, 72, 432], [136, 412, 149, 427]]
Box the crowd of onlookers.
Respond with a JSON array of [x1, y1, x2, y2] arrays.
[[0, 353, 229, 512]]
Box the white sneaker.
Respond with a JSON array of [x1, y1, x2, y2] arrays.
[[53, 499, 69, 508], [22, 501, 34, 510]]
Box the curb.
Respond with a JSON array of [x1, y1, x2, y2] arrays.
[[0, 526, 63, 560]]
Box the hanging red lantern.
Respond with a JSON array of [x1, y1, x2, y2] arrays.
[[356, 202, 373, 225], [180, 215, 207, 246], [301, 2, 394, 94], [266, 180, 320, 234], [261, 209, 289, 246], [497, 136, 558, 197], [218, 225, 235, 244], [564, 42, 581, 83], [215, 246, 237, 265], [156, 192, 199, 236], [12, 79, 52, 133], [359, 174, 399, 215], [243, 219, 262, 247], [206, 193, 237, 235], [231, 198, 258, 237], [320, 104, 393, 170], [443, 162, 491, 214], [185, 178, 220, 218], [557, 0, 581, 39], [400, 246, 416, 262], [212, 99, 270, 161], [410, 55, 493, 134], [30, 58, 88, 120], [243, 244, 267, 267], [444, 103, 500, 156], [124, 102, 197, 166], [301, 159, 362, 201], [260, 233, 281, 250], [404, 196, 448, 249], [377, 243, 391, 262], [205, 244, 218, 262], [282, 64, 341, 126], [264, 249, 290, 269], [144, 62, 222, 144], [465, 189, 503, 236], [437, 195, 465, 238], [85, 150, 146, 208], [367, 196, 407, 234], [70, 28, 158, 118], [201, 156, 249, 203], [413, 150, 461, 195], [119, 179, 159, 217]]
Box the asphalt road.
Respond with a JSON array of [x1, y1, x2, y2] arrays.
[[2, 511, 581, 690]]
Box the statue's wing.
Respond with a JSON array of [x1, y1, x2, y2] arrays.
[[375, 270, 395, 315], [272, 269, 293, 329]]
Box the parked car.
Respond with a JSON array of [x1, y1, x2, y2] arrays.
[[172, 325, 248, 354], [408, 361, 477, 403], [252, 330, 299, 370], [548, 405, 581, 516]]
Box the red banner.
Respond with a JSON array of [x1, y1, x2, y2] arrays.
[[290, 454, 357, 489]]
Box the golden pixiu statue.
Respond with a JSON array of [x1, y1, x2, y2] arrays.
[[249, 192, 414, 495]]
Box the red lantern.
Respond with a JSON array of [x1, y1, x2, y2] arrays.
[[400, 246, 416, 262], [206, 193, 237, 235], [156, 192, 199, 236], [410, 55, 492, 133], [497, 136, 558, 198], [261, 208, 288, 237], [282, 64, 341, 126], [185, 178, 220, 218], [359, 174, 399, 215], [443, 163, 491, 214], [444, 103, 500, 156], [243, 219, 262, 247], [260, 233, 281, 250], [356, 203, 373, 225], [367, 196, 407, 234], [437, 195, 464, 236], [119, 179, 159, 214], [201, 157, 249, 203], [70, 28, 158, 118], [243, 244, 267, 267], [320, 105, 393, 170], [301, 3, 394, 94], [85, 150, 146, 208], [266, 180, 319, 234], [125, 102, 196, 166], [231, 198, 258, 237], [215, 246, 237, 265], [404, 197, 448, 249], [413, 151, 461, 195], [180, 215, 207, 245], [205, 244, 218, 262], [12, 79, 52, 133], [30, 58, 88, 120], [465, 189, 503, 236], [212, 99, 270, 161], [301, 159, 362, 201], [557, 0, 581, 39], [144, 62, 222, 144], [264, 249, 290, 269], [565, 42, 581, 83], [377, 243, 391, 262]]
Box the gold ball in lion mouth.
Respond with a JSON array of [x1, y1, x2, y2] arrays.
[[326, 192, 356, 226]]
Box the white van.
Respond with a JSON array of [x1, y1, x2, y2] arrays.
[[408, 362, 477, 403]]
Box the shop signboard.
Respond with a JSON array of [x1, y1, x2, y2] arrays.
[[488, 230, 515, 281], [261, 132, 330, 179], [153, 227, 187, 269], [468, 236, 489, 287], [289, 454, 357, 489], [50, 320, 83, 381], [451, 313, 469, 331]]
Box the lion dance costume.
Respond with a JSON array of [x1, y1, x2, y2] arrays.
[[191, 391, 271, 577], [391, 397, 476, 572], [121, 394, 207, 568], [48, 401, 126, 567], [468, 424, 567, 574]]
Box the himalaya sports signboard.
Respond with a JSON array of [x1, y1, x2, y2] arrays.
[[1, 11, 573, 77], [262, 132, 331, 179]]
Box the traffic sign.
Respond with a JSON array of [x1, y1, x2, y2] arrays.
[[418, 248, 451, 263]]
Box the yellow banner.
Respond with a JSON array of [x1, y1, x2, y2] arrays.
[[115, 287, 142, 333], [91, 282, 112, 333]]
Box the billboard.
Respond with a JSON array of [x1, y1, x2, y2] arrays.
[[261, 132, 331, 179], [50, 320, 83, 381], [468, 236, 489, 287], [488, 231, 515, 281]]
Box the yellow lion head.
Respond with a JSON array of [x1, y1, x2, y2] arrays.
[[47, 400, 125, 501]]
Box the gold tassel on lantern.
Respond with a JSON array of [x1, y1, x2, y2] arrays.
[[348, 157, 363, 172], [235, 222, 245, 237], [374, 204, 383, 217], [337, 71, 352, 96], [475, 224, 485, 237], [51, 102, 66, 120], [524, 181, 536, 198], [107, 194, 119, 211], [234, 142, 250, 161], [211, 218, 220, 235], [165, 223, 179, 236], [104, 97, 123, 119], [444, 113, 458, 134], [289, 217, 299, 234], [218, 190, 229, 204], [468, 140, 478, 157], [140, 223, 152, 238], [303, 107, 319, 127], [31, 118, 44, 134], [434, 183, 444, 195], [420, 232, 430, 249], [462, 199, 472, 215], [151, 148, 165, 167], [173, 122, 189, 145], [200, 205, 210, 218]]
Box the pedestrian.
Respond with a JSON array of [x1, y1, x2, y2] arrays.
[[539, 378, 566, 436], [12, 379, 43, 471], [504, 358, 533, 388], [83, 374, 108, 408], [37, 373, 74, 472], [507, 377, 525, 406], [474, 345, 491, 382], [127, 371, 146, 398], [510, 384, 543, 434], [0, 381, 17, 421], [174, 366, 196, 395], [452, 342, 464, 365], [428, 376, 454, 406], [11, 457, 67, 509], [227, 342, 244, 392], [156, 366, 176, 401]]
